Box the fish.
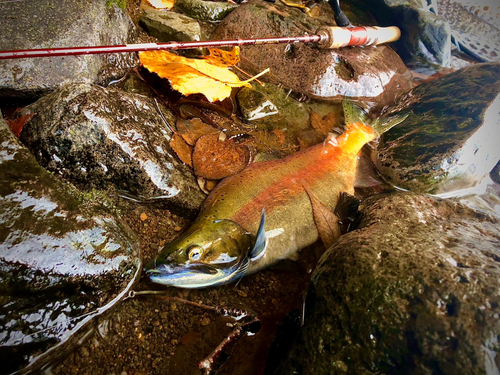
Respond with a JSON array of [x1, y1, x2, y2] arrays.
[[145, 100, 408, 288], [426, 0, 500, 61]]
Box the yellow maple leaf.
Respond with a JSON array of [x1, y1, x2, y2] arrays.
[[143, 0, 174, 9], [139, 50, 268, 102], [202, 46, 240, 67]]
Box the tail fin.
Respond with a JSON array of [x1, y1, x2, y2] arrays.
[[371, 112, 409, 135], [342, 99, 409, 136], [342, 100, 371, 126]]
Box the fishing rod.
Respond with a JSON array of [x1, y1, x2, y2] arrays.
[[0, 26, 400, 60]]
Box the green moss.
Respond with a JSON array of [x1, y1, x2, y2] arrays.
[[106, 0, 126, 9]]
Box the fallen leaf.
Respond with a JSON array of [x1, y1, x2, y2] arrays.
[[202, 46, 240, 67], [143, 0, 174, 9], [304, 187, 341, 249], [140, 212, 148, 221], [139, 50, 268, 102], [170, 133, 193, 166], [176, 118, 217, 146], [6, 113, 36, 137], [296, 129, 323, 150], [197, 176, 219, 194], [271, 129, 286, 147], [192, 133, 250, 179], [310, 109, 339, 137]]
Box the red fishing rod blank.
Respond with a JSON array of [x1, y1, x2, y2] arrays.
[[0, 26, 401, 60]]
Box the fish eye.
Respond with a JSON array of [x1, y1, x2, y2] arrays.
[[188, 245, 203, 261]]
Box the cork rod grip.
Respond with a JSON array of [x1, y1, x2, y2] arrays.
[[316, 26, 401, 49]]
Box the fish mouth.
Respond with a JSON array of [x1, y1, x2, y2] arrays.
[[144, 259, 245, 288], [145, 262, 219, 276]]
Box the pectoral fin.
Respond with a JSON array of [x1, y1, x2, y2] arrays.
[[250, 209, 267, 261], [304, 187, 341, 249]]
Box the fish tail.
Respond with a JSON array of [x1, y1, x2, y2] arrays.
[[342, 99, 409, 136], [371, 112, 409, 135], [342, 100, 371, 126]]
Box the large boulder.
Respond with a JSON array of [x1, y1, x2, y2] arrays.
[[270, 192, 500, 374], [211, 0, 413, 109], [0, 114, 141, 374], [352, 0, 452, 66], [20, 83, 205, 215], [0, 0, 137, 99], [376, 62, 500, 196]]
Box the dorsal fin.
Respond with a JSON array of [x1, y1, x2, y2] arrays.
[[250, 209, 267, 261]]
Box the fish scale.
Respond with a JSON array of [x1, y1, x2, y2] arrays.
[[428, 0, 500, 61]]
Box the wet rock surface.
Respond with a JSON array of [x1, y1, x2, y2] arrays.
[[355, 0, 452, 67], [0, 115, 141, 374], [0, 0, 138, 99], [173, 0, 238, 22], [376, 63, 500, 195], [211, 0, 413, 108], [270, 192, 500, 375], [140, 9, 203, 44], [20, 83, 205, 215]]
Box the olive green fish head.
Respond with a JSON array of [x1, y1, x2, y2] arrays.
[[145, 219, 257, 288]]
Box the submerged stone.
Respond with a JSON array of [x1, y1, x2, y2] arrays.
[[376, 63, 500, 196], [270, 192, 500, 375], [211, 0, 413, 109], [0, 115, 141, 374], [0, 0, 137, 99], [236, 87, 279, 122], [20, 83, 205, 215]]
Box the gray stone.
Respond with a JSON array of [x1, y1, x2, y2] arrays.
[[173, 0, 238, 22], [211, 0, 413, 110], [360, 0, 452, 67], [19, 83, 205, 215], [0, 0, 138, 99], [0, 114, 141, 374], [376, 63, 500, 196], [139, 9, 202, 43], [271, 192, 500, 375]]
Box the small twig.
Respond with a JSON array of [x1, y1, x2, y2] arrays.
[[127, 289, 261, 373], [198, 316, 260, 374], [154, 97, 177, 134], [232, 65, 265, 86]]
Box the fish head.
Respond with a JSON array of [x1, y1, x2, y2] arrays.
[[145, 219, 254, 288]]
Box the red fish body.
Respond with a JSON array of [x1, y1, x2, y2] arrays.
[[145, 101, 407, 288], [197, 122, 376, 273]]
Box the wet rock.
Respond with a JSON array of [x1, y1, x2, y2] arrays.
[[236, 87, 279, 121], [211, 0, 412, 109], [0, 114, 141, 374], [376, 63, 500, 196], [20, 83, 205, 215], [355, 0, 452, 66], [0, 0, 137, 99], [139, 9, 202, 43], [173, 0, 238, 22], [492, 161, 500, 185], [271, 192, 500, 375]]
